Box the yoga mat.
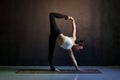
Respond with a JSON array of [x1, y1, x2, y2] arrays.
[[16, 69, 102, 74]]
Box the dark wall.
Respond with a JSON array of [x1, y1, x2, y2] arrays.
[[100, 0, 120, 65], [0, 0, 120, 66]]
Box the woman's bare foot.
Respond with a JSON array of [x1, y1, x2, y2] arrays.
[[55, 68, 61, 72], [51, 68, 61, 72]]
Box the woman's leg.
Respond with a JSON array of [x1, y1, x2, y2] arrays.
[[49, 12, 68, 33], [48, 12, 68, 71], [48, 34, 56, 71]]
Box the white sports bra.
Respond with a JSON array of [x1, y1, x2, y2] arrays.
[[60, 36, 74, 49]]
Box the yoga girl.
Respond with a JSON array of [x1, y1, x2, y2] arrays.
[[48, 12, 83, 71]]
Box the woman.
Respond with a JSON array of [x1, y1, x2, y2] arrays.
[[48, 12, 83, 71]]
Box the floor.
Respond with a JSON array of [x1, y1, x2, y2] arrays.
[[0, 66, 120, 80]]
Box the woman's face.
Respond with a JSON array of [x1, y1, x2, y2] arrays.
[[73, 44, 83, 51]]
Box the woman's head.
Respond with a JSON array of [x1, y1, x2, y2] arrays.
[[76, 40, 84, 46], [73, 40, 84, 51]]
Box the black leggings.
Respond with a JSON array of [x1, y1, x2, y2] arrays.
[[48, 12, 68, 70]]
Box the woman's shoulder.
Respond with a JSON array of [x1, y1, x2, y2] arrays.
[[59, 33, 75, 41], [59, 33, 65, 37]]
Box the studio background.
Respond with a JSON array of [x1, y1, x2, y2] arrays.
[[0, 0, 120, 66]]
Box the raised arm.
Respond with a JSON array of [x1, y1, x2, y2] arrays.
[[68, 16, 77, 41]]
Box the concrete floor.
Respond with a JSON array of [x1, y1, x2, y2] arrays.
[[0, 66, 120, 80]]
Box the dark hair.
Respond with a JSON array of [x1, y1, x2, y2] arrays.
[[75, 40, 84, 46]]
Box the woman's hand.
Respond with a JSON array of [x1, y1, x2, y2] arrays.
[[68, 16, 75, 22]]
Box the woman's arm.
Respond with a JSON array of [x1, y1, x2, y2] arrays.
[[68, 16, 76, 41], [68, 49, 80, 71]]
